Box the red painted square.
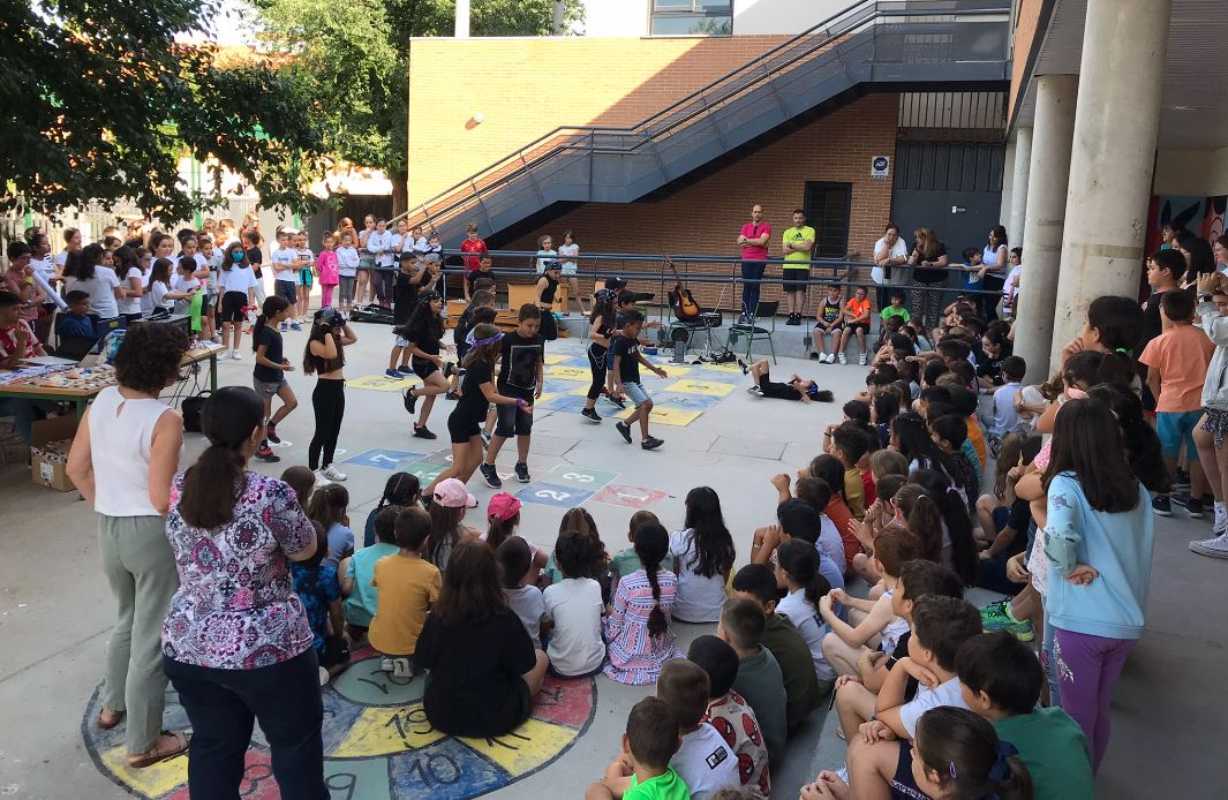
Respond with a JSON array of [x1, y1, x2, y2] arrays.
[[593, 484, 668, 509], [167, 749, 279, 799], [530, 675, 595, 729]]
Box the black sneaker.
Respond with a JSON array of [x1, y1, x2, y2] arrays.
[[1174, 467, 1191, 490], [413, 425, 437, 440], [737, 358, 748, 375], [402, 388, 417, 415], [1153, 495, 1173, 516], [642, 436, 664, 451], [601, 390, 626, 409], [480, 463, 502, 489], [1173, 493, 1205, 518], [255, 444, 281, 463], [581, 407, 602, 423], [809, 351, 820, 360], [515, 462, 530, 483], [615, 421, 632, 444], [265, 424, 281, 445]]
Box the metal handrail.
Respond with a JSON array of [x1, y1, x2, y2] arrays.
[[394, 0, 1009, 230]]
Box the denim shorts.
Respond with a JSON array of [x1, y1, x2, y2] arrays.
[[623, 382, 650, 408]]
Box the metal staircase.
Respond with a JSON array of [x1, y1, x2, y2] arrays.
[[406, 0, 1011, 243]]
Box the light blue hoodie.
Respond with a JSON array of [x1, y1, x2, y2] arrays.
[[1044, 472, 1154, 640]]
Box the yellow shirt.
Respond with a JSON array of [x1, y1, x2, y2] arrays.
[[844, 467, 866, 520], [368, 553, 441, 656], [782, 226, 816, 266]]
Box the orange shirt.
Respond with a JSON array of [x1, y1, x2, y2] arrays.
[[1139, 324, 1215, 412], [825, 496, 861, 565], [845, 297, 871, 323], [966, 415, 987, 466]]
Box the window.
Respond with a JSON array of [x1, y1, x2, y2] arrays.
[[650, 0, 732, 36], [803, 182, 852, 259]]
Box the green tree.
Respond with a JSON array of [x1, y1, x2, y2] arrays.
[[0, 0, 328, 220], [256, 0, 583, 213]]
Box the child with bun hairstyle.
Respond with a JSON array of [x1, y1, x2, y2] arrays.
[[603, 522, 680, 685]]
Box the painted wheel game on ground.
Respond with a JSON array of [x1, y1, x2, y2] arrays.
[[82, 646, 596, 799]]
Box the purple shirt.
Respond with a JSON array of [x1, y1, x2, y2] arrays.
[[161, 472, 316, 670], [740, 222, 772, 261]]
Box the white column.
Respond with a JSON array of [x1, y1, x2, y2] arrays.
[[1000, 136, 1016, 227], [1014, 75, 1078, 382], [1006, 127, 1032, 244], [1049, 0, 1171, 364], [455, 0, 470, 38]]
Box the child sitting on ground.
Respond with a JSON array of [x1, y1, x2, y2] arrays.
[[368, 506, 441, 678], [957, 631, 1093, 799], [281, 465, 315, 509], [669, 487, 736, 623], [656, 658, 739, 799], [775, 539, 836, 688], [827, 425, 869, 519], [686, 635, 771, 796], [339, 506, 399, 638], [484, 492, 547, 581], [307, 483, 354, 568], [730, 564, 823, 734], [716, 598, 787, 767], [603, 522, 680, 685], [544, 507, 613, 596], [609, 510, 660, 594], [291, 522, 350, 678], [543, 531, 607, 676], [498, 536, 546, 649], [585, 697, 690, 800], [363, 472, 420, 547]]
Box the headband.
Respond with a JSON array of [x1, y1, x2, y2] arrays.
[[472, 332, 504, 347]]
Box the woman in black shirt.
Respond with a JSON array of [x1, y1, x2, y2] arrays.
[[398, 292, 452, 440], [908, 227, 950, 334], [414, 540, 548, 737], [424, 324, 530, 498]]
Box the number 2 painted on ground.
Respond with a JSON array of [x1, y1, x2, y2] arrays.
[[537, 489, 570, 501]]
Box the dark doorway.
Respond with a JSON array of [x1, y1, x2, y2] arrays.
[[891, 141, 1005, 256], [803, 181, 853, 258]]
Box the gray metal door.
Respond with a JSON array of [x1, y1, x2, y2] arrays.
[[891, 141, 1006, 260]]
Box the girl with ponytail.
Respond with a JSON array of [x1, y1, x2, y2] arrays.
[[602, 522, 679, 685], [251, 295, 297, 463], [911, 469, 980, 587], [775, 538, 837, 684], [161, 386, 327, 798]]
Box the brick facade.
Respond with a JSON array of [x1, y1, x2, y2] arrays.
[[408, 35, 789, 206], [498, 93, 900, 314]]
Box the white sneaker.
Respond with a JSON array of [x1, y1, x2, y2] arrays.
[[1215, 502, 1227, 534], [230, 350, 242, 361], [821, 353, 833, 364], [320, 465, 347, 482], [858, 353, 868, 366], [838, 353, 848, 365], [1190, 533, 1228, 559]]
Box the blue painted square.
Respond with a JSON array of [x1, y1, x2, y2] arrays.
[[652, 392, 721, 410], [388, 737, 506, 800], [543, 379, 580, 395], [345, 449, 427, 471], [541, 395, 589, 413], [517, 482, 593, 508]]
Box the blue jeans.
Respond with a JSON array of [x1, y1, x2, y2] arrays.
[[741, 260, 766, 318]]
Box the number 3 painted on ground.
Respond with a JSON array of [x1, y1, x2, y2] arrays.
[[537, 489, 569, 501], [562, 472, 593, 482]]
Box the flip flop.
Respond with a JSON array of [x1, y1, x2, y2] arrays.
[[127, 731, 189, 769], [96, 708, 125, 730]]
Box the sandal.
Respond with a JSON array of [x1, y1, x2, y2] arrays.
[[97, 708, 125, 730], [127, 731, 189, 769]]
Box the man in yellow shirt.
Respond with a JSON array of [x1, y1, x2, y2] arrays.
[[781, 209, 815, 325]]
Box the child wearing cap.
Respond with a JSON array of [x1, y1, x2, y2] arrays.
[[485, 492, 548, 580], [369, 506, 441, 678], [426, 478, 481, 572]]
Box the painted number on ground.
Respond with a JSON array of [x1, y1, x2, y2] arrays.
[[517, 482, 593, 508], [548, 464, 617, 491], [345, 449, 424, 470], [593, 484, 668, 509]]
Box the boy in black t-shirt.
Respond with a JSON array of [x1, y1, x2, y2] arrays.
[[480, 304, 543, 488], [611, 310, 667, 450]]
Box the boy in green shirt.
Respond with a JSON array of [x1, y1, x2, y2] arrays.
[[957, 631, 1094, 799], [586, 697, 690, 800], [880, 290, 911, 324]]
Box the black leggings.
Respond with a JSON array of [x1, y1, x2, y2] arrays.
[[309, 378, 345, 470], [587, 344, 607, 400]]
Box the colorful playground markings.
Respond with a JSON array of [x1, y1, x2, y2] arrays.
[[85, 659, 597, 800], [644, 363, 692, 377], [664, 378, 735, 397], [592, 484, 668, 509], [517, 482, 594, 508], [616, 404, 702, 427], [346, 449, 426, 471], [698, 361, 746, 374], [543, 353, 573, 365], [540, 395, 589, 413], [547, 464, 618, 491], [405, 461, 449, 484], [650, 392, 722, 411], [544, 365, 591, 381], [347, 374, 416, 391]]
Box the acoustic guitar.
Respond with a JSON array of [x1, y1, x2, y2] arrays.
[[666, 257, 701, 321]]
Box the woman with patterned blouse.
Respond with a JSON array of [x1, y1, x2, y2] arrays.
[[160, 386, 327, 799]]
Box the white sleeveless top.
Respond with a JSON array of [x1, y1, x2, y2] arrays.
[[89, 385, 172, 517], [982, 244, 1003, 268]]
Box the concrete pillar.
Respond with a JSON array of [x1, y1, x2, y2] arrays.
[[1049, 0, 1171, 364], [1006, 127, 1032, 244], [1014, 75, 1078, 382], [455, 0, 470, 38], [1000, 137, 1016, 227]]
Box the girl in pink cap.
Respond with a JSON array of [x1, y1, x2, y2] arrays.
[[484, 493, 548, 580], [425, 478, 481, 572]]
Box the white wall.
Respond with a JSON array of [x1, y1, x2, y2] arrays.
[[580, 0, 648, 36], [580, 0, 855, 37], [1154, 148, 1228, 197]]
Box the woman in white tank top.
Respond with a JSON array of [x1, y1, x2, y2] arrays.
[[66, 323, 191, 767]]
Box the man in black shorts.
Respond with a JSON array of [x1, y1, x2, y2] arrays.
[[745, 358, 832, 403], [479, 303, 543, 488]]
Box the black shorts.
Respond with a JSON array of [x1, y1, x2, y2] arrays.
[[758, 369, 803, 401], [220, 291, 247, 322], [782, 268, 809, 292], [412, 356, 440, 381], [200, 294, 212, 315], [889, 740, 928, 799], [846, 322, 870, 334], [494, 397, 533, 438], [448, 412, 482, 444]]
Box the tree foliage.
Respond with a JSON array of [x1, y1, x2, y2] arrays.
[[0, 0, 328, 220]]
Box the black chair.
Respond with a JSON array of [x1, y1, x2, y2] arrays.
[[727, 300, 778, 364], [669, 308, 723, 360]]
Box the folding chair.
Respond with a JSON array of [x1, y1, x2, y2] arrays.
[[727, 300, 778, 364]]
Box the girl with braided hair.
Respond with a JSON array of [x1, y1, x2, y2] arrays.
[[602, 522, 680, 685]]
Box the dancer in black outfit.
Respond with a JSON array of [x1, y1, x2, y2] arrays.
[[535, 261, 561, 341], [399, 291, 452, 439], [304, 308, 357, 482], [422, 324, 529, 498], [582, 287, 617, 423], [480, 304, 544, 489]]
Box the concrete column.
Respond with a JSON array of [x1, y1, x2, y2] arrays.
[[1049, 0, 1171, 364], [1006, 127, 1032, 243], [1000, 137, 1016, 227], [1014, 75, 1078, 382], [455, 0, 470, 38]]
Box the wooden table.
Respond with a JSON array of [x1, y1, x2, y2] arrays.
[[0, 346, 220, 418]]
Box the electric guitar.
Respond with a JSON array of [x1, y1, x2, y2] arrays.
[[666, 257, 701, 321]]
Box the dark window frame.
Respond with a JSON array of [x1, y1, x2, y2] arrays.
[[803, 181, 853, 259]]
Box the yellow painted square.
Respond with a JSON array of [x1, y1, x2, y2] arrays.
[[617, 404, 703, 427], [664, 379, 735, 397], [458, 718, 578, 774], [700, 362, 744, 374], [543, 353, 571, 365], [544, 365, 591, 381], [346, 374, 415, 392], [101, 745, 188, 796], [333, 705, 445, 757]]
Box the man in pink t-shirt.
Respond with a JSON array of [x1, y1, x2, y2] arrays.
[[737, 204, 771, 321]]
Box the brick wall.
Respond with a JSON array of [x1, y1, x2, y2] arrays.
[[408, 35, 789, 206], [1008, 0, 1045, 122], [499, 93, 899, 313]]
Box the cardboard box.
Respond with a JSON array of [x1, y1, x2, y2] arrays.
[[30, 415, 78, 492]]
